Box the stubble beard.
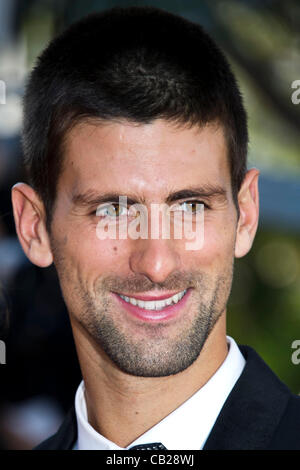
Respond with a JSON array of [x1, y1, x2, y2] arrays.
[[73, 267, 234, 378], [50, 234, 235, 378]]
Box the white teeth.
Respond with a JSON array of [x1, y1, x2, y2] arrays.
[[155, 300, 165, 310], [144, 301, 155, 310], [119, 289, 187, 310]]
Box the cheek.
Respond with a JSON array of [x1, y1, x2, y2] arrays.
[[69, 230, 130, 277], [54, 236, 129, 309], [186, 218, 235, 268]]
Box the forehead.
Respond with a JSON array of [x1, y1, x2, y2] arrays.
[[60, 119, 231, 200]]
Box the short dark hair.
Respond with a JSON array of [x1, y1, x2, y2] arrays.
[[22, 6, 247, 230]]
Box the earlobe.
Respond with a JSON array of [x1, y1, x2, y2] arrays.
[[234, 168, 260, 259], [11, 182, 53, 267]]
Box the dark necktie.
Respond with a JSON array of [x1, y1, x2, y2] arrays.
[[128, 442, 167, 450]]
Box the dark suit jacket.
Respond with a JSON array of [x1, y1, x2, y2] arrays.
[[34, 345, 300, 450]]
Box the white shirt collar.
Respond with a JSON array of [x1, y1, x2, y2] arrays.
[[74, 336, 245, 450]]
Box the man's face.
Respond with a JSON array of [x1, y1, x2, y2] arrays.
[[49, 119, 238, 377]]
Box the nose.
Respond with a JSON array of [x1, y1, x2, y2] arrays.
[[129, 238, 181, 284]]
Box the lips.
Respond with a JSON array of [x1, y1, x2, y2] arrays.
[[118, 290, 187, 310], [112, 288, 191, 322], [117, 291, 186, 301]]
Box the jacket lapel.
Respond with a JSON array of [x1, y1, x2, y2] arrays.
[[203, 345, 291, 449]]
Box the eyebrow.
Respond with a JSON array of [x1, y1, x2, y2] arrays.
[[72, 184, 228, 207]]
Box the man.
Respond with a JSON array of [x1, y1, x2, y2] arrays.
[[11, 6, 300, 450]]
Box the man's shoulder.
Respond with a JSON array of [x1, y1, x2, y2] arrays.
[[34, 405, 77, 450], [268, 392, 300, 449], [241, 344, 300, 447], [204, 344, 300, 450]]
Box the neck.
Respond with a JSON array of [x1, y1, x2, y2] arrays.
[[72, 313, 228, 448]]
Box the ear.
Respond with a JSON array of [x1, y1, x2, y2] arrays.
[[11, 182, 53, 267], [235, 168, 260, 258]]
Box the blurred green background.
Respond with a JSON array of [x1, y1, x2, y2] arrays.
[[0, 0, 299, 449]]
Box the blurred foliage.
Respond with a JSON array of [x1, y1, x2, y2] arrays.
[[229, 227, 300, 393]]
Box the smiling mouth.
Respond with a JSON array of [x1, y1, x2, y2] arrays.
[[112, 288, 191, 322], [116, 289, 187, 311]]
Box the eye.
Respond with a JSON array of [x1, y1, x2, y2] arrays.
[[175, 200, 208, 213], [96, 203, 129, 218]]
